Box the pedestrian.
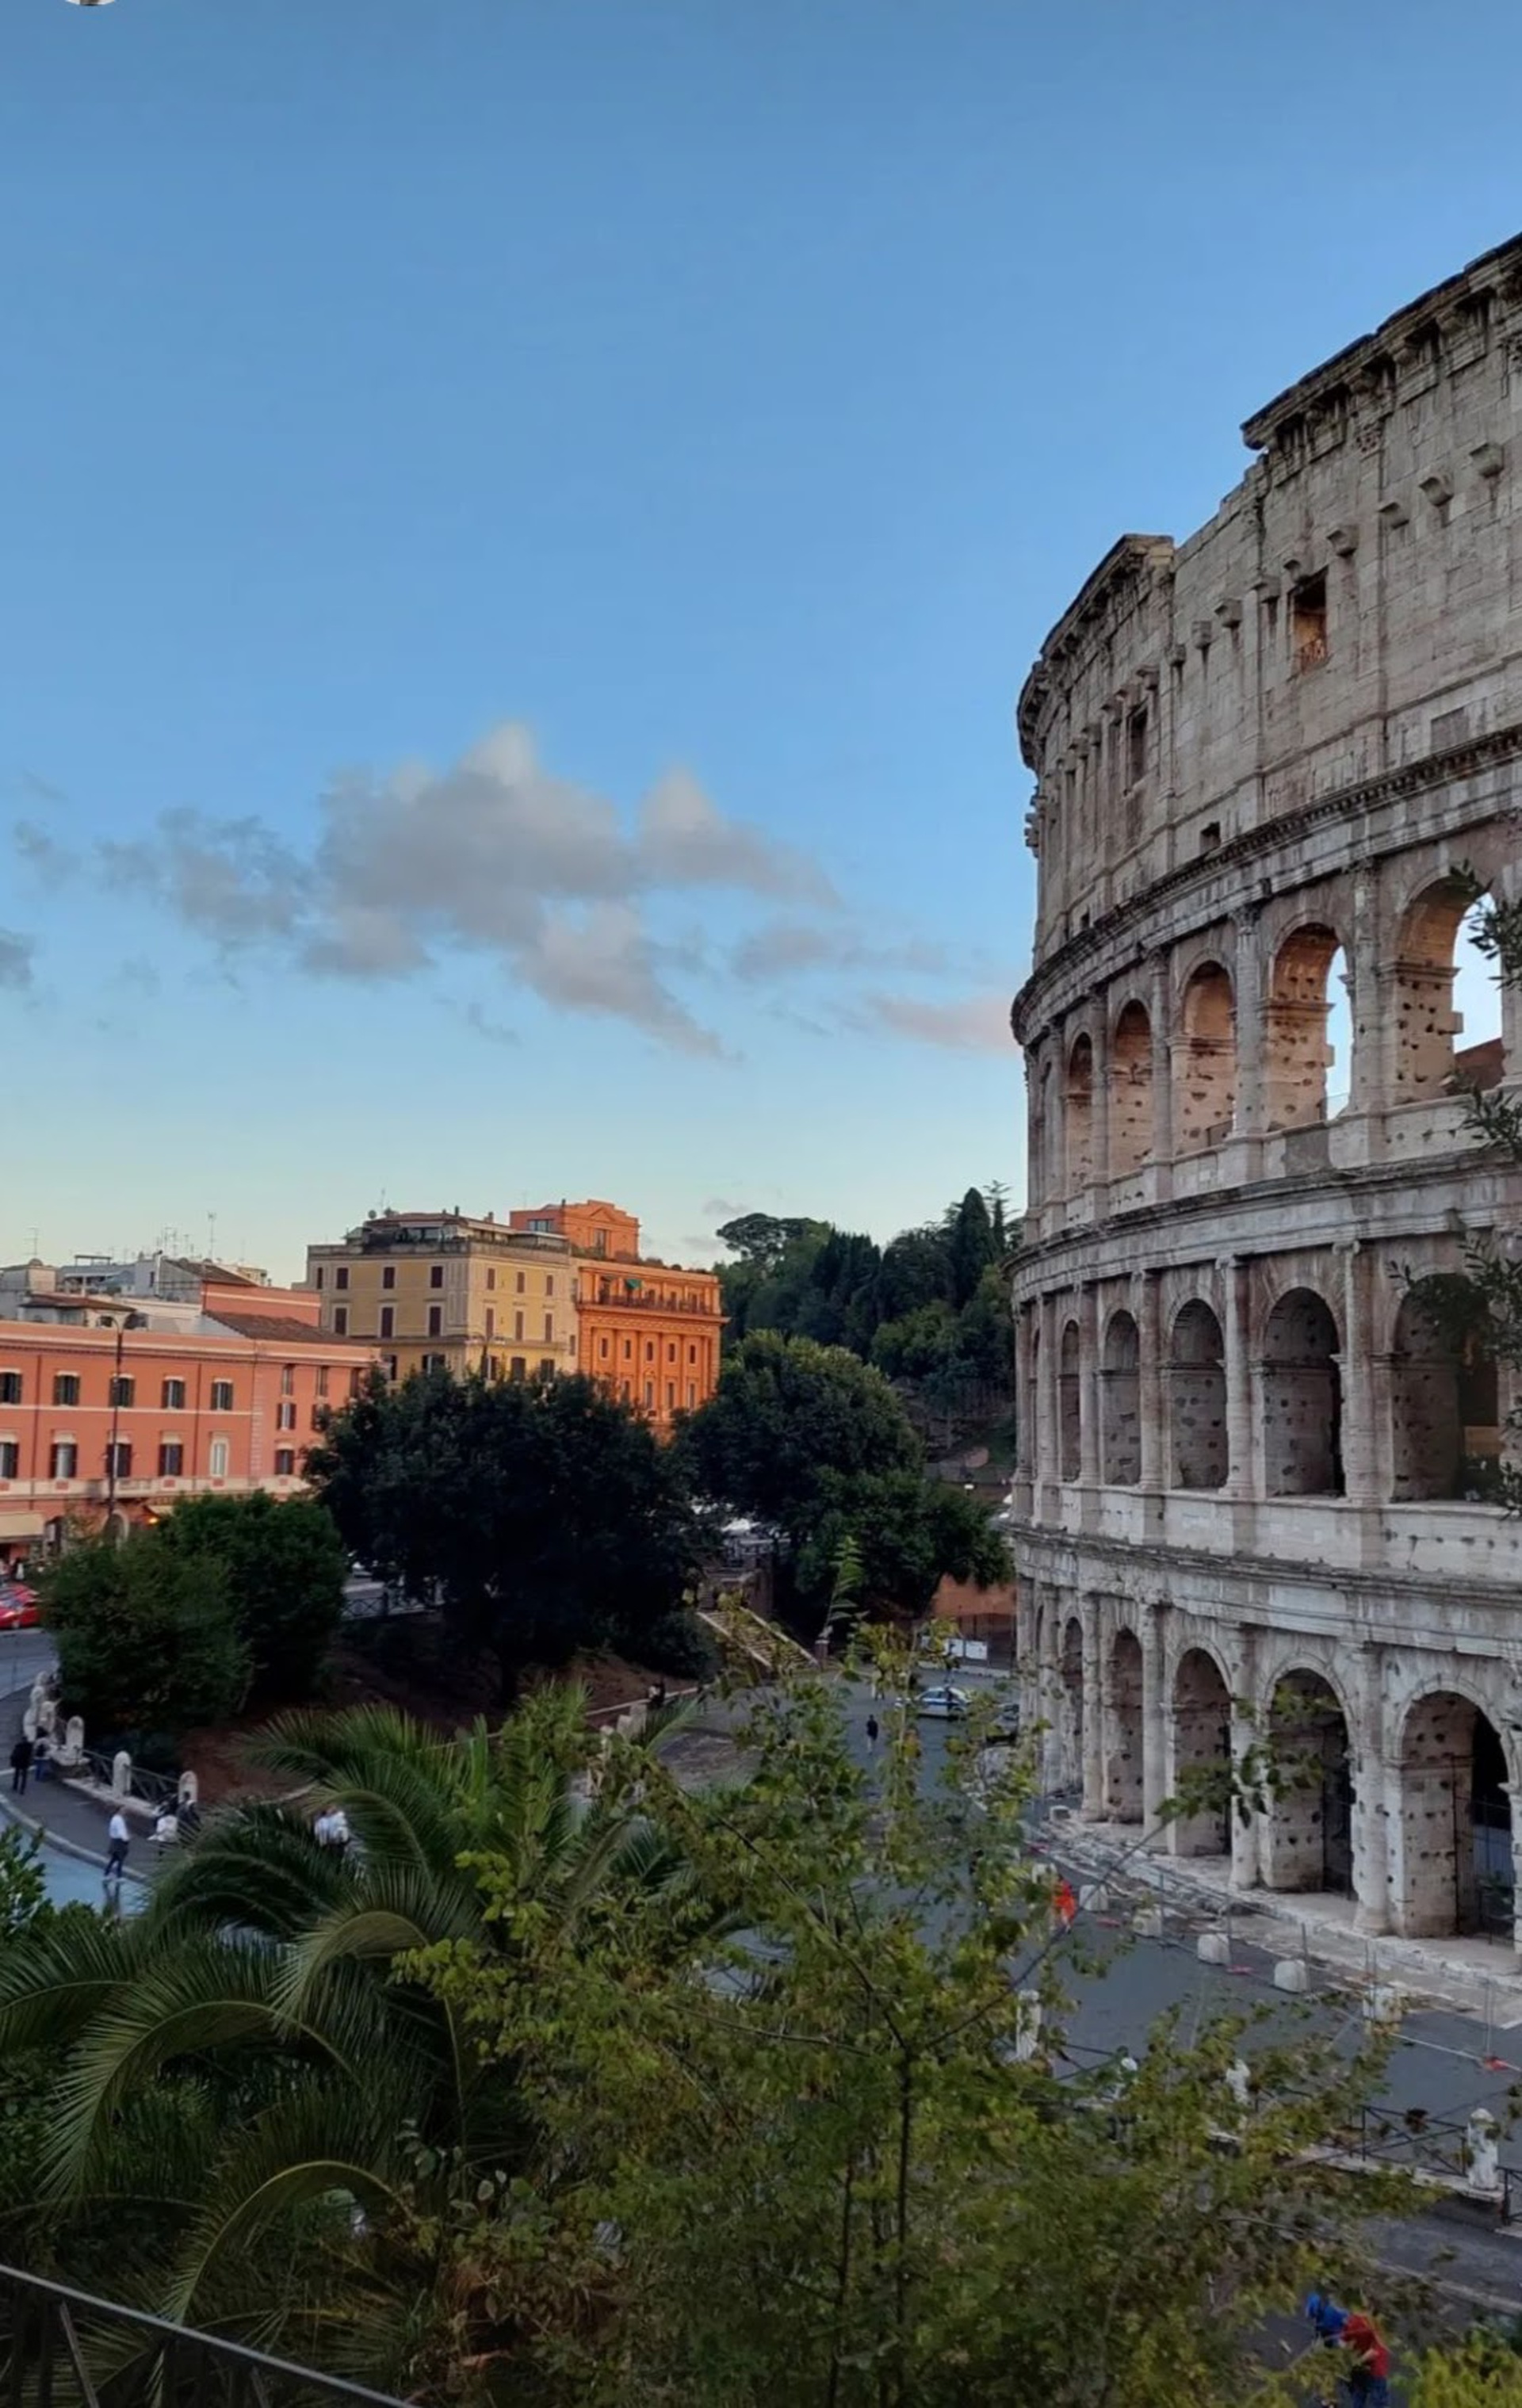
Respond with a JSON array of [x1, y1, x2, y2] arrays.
[[9, 1735, 33, 1796], [105, 1807, 130, 1883], [865, 1714, 880, 1751], [153, 1806, 178, 1856], [1340, 2307, 1391, 2408], [1052, 1875, 1078, 1929], [31, 1735, 49, 1784]]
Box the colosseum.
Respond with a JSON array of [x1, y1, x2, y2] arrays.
[[1009, 234, 1522, 1959]]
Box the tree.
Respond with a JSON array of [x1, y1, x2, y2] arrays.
[[158, 1490, 347, 1708], [870, 1300, 960, 1383], [41, 1530, 249, 1747], [714, 1213, 828, 1270], [946, 1185, 997, 1309], [795, 1470, 1011, 1620], [677, 1332, 923, 1535], [307, 1368, 702, 1699], [409, 1661, 1410, 2406], [876, 1225, 954, 1323]]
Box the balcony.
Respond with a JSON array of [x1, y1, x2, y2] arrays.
[[0, 2261, 405, 2406], [583, 1288, 719, 1317]]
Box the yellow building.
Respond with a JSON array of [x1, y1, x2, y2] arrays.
[[304, 1210, 578, 1384]]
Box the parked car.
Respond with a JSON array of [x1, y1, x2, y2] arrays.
[[0, 1589, 39, 1631], [915, 1684, 970, 1720]]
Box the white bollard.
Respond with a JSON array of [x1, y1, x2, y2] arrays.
[[1197, 1931, 1230, 1966], [1363, 1982, 1406, 2027], [1133, 1905, 1164, 1940], [1467, 2108, 1501, 2196], [1272, 1959, 1310, 1993], [111, 1750, 132, 1799]]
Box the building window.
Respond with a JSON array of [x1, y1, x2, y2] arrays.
[[510, 1356, 526, 1380], [623, 1338, 633, 1361], [1291, 570, 1328, 671], [161, 1377, 185, 1409], [277, 1400, 296, 1431], [208, 1438, 228, 1479], [546, 1275, 554, 1298], [314, 1266, 324, 1290], [543, 1314, 553, 1343], [50, 1439, 77, 1478], [423, 1353, 446, 1374], [485, 1307, 496, 1337], [107, 1441, 133, 1480], [380, 1307, 395, 1340], [381, 1265, 396, 1291], [158, 1440, 183, 1477], [489, 1354, 503, 1381], [315, 1365, 329, 1397], [486, 1267, 496, 1291], [280, 1363, 295, 1396], [645, 1341, 655, 1363], [334, 1306, 349, 1336], [52, 1372, 79, 1405], [349, 1367, 363, 1397], [688, 1344, 697, 1365], [1126, 705, 1149, 786], [427, 1305, 442, 1337], [643, 1381, 654, 1408], [686, 1382, 696, 1408], [274, 1448, 296, 1477], [335, 1266, 350, 1291], [598, 1336, 610, 1359], [515, 1271, 526, 1294], [383, 1355, 398, 1382], [667, 1342, 677, 1363], [209, 1379, 234, 1412], [514, 1311, 525, 1341], [429, 1264, 444, 1290], [666, 1382, 675, 1411], [0, 1443, 17, 1480], [109, 1374, 134, 1408], [620, 1378, 630, 1401]]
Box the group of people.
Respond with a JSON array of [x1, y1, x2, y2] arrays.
[[1304, 2293, 1390, 2406], [9, 1733, 52, 1793]]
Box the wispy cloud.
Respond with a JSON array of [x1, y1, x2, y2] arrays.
[[851, 989, 1014, 1053], [730, 917, 949, 984], [0, 931, 36, 992]]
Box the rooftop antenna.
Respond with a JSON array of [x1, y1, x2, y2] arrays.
[[207, 1211, 217, 1264]]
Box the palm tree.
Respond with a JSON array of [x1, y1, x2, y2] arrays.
[[0, 1686, 695, 2396]]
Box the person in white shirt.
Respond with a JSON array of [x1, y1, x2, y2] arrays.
[[105, 1809, 130, 1882], [153, 1807, 178, 1854]]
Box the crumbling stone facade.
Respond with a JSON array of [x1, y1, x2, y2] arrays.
[[1010, 235, 1522, 1953]]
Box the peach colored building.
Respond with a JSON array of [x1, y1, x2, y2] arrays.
[[0, 1261, 373, 1568], [508, 1199, 724, 1433]]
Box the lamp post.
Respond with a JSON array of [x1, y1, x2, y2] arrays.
[[104, 1321, 126, 1531]]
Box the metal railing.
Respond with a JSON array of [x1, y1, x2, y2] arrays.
[[0, 2263, 407, 2405]]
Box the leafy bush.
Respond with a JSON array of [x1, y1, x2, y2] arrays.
[[42, 1531, 249, 1742], [159, 1491, 347, 1707]]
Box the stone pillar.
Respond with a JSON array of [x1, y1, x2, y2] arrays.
[[1038, 1586, 1063, 1792], [1228, 1626, 1261, 1891], [1141, 1603, 1168, 1834], [1353, 1648, 1392, 1936], [1079, 1283, 1100, 1489], [1233, 906, 1265, 1156], [1138, 1270, 1166, 1490], [1149, 949, 1174, 1189], [1080, 1594, 1104, 1819], [1026, 1037, 1047, 1217], [1014, 1303, 1034, 1476], [1337, 1238, 1377, 1505], [1036, 1292, 1059, 1511], [1220, 1255, 1252, 1498], [1089, 992, 1111, 1201]]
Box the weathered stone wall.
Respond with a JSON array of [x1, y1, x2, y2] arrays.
[[1009, 237, 1522, 1957]]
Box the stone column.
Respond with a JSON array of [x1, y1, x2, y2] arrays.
[[1026, 1037, 1047, 1217], [1089, 991, 1111, 1201], [1036, 1291, 1059, 1510], [1220, 1255, 1252, 1498], [1353, 1646, 1393, 1936], [1038, 1587, 1063, 1792], [1080, 1594, 1104, 1819], [1141, 1602, 1168, 1834], [1149, 949, 1174, 1190], [1138, 1270, 1166, 1490], [1228, 1625, 1261, 1891], [1232, 906, 1264, 1156], [1337, 1238, 1377, 1506], [1079, 1283, 1100, 1489]]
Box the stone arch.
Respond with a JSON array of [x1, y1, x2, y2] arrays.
[[1065, 1032, 1095, 1191], [1395, 1689, 1515, 1940], [1390, 1286, 1500, 1502], [1060, 1615, 1084, 1791], [1100, 1309, 1141, 1485], [1392, 874, 1506, 1102], [1111, 1000, 1153, 1175], [1266, 921, 1348, 1129], [1168, 1298, 1227, 1490], [1104, 1628, 1144, 1821], [1175, 961, 1237, 1153], [1261, 1286, 1344, 1497], [1170, 1645, 1231, 1857], [1058, 1318, 1081, 1482], [1260, 1669, 1354, 1894]]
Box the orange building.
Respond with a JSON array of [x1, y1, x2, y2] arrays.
[[0, 1258, 373, 1568], [508, 1199, 723, 1432]]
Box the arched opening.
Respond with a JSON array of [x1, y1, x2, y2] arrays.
[[1267, 923, 1346, 1129], [1168, 1300, 1227, 1490], [1058, 1319, 1081, 1482], [1262, 1287, 1343, 1497], [1060, 1616, 1084, 1792], [1176, 962, 1237, 1153], [1262, 1672, 1353, 1894], [1105, 1629, 1144, 1822], [1065, 1034, 1095, 1191], [1111, 1001, 1154, 1175], [1390, 1287, 1500, 1502], [1394, 878, 1506, 1103], [1100, 1309, 1141, 1485], [1398, 1693, 1513, 1940], [1326, 946, 1352, 1118], [1171, 1648, 1231, 1856]]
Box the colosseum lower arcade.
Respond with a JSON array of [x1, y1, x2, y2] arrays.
[[1009, 235, 1522, 1959]]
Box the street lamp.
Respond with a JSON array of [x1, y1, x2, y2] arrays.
[[104, 1320, 126, 1531]]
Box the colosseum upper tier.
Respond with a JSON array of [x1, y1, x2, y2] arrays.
[[1009, 235, 1522, 1953]]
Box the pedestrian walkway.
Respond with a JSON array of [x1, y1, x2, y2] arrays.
[[0, 1677, 143, 1877]]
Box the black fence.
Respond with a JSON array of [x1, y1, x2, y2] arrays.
[[0, 2264, 407, 2406]]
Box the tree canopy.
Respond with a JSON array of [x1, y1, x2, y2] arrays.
[[41, 1527, 250, 1749], [158, 1489, 347, 1708]]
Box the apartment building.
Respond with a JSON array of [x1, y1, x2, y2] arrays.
[[305, 1210, 578, 1383], [508, 1198, 723, 1432]]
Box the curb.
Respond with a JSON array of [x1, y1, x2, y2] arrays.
[[0, 1673, 146, 1885]]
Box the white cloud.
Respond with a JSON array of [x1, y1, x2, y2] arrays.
[[0, 931, 34, 991], [855, 990, 1014, 1053]]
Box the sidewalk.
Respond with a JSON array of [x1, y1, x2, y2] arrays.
[[1052, 1806, 1522, 2023], [0, 1678, 146, 1878]]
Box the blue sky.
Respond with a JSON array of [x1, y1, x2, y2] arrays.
[[2, 0, 1516, 1280]]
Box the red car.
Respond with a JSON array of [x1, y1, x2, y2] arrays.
[[0, 1587, 38, 1631]]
